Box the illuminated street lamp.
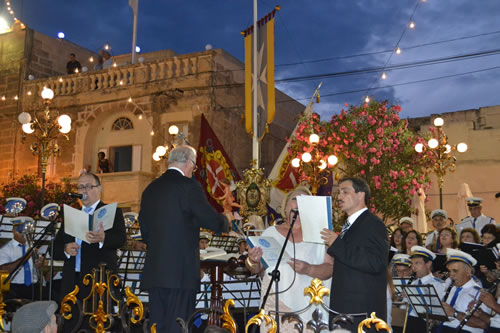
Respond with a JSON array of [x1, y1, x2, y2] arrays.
[[153, 125, 180, 161], [415, 116, 467, 208], [291, 133, 338, 195], [18, 87, 72, 206]]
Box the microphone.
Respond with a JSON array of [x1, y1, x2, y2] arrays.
[[67, 193, 87, 200], [289, 209, 299, 223], [495, 192, 500, 198]]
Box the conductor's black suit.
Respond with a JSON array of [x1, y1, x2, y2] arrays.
[[327, 209, 388, 331], [139, 169, 228, 332]]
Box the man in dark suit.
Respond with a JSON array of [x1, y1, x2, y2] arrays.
[[54, 172, 126, 302], [321, 177, 388, 331], [139, 145, 229, 333]]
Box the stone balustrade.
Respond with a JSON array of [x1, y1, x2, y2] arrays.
[[23, 52, 213, 100]]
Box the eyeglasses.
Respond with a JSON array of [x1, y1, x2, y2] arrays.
[[77, 184, 99, 191], [190, 160, 198, 172]]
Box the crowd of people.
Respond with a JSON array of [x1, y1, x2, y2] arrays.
[[1, 143, 499, 333]]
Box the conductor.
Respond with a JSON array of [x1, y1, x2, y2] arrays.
[[139, 145, 229, 332]]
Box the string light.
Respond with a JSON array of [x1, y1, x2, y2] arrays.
[[57, 32, 65, 39], [4, 0, 17, 21], [104, 44, 111, 51], [27, 91, 31, 96], [138, 114, 143, 120], [59, 78, 63, 82], [150, 130, 154, 136], [128, 97, 132, 102], [14, 95, 18, 100], [364, 96, 370, 103], [1, 96, 5, 101], [381, 72, 387, 80], [113, 63, 117, 68], [409, 22, 416, 29], [89, 56, 94, 63], [119, 80, 124, 85], [395, 47, 402, 55]]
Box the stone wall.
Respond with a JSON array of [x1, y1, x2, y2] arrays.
[[409, 105, 500, 226]]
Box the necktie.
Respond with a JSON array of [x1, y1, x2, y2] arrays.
[[449, 287, 463, 307], [340, 220, 351, 238], [75, 207, 93, 272], [19, 244, 32, 286], [473, 217, 477, 230]]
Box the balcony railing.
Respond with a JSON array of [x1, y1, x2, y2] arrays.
[[23, 52, 213, 100]]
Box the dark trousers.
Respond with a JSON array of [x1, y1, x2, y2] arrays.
[[149, 287, 197, 333]]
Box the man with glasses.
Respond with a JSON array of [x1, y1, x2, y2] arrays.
[[54, 173, 126, 307], [139, 145, 229, 333]]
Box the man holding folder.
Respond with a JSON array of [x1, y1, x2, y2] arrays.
[[54, 173, 126, 301]]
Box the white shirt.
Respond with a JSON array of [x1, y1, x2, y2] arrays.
[[347, 207, 368, 227], [456, 215, 496, 235], [408, 273, 445, 317], [168, 167, 184, 176], [443, 278, 489, 333], [425, 230, 438, 248], [0, 239, 37, 284]]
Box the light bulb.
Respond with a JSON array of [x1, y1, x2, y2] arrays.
[[150, 130, 155, 136], [128, 97, 132, 102], [168, 125, 179, 135], [301, 152, 312, 163], [444, 144, 452, 154], [433, 117, 444, 127], [457, 143, 468, 153], [57, 114, 71, 127], [409, 22, 415, 29], [22, 123, 34, 134], [152, 152, 160, 161], [381, 72, 387, 80], [328, 155, 338, 166], [135, 46, 141, 53], [309, 133, 319, 144], [113, 63, 117, 67], [41, 87, 54, 100], [318, 160, 327, 170], [89, 56, 94, 62], [365, 96, 370, 103], [138, 114, 143, 120], [59, 78, 63, 82], [428, 138, 439, 149], [414, 143, 424, 153], [156, 145, 167, 156], [291, 158, 300, 168], [27, 91, 31, 96], [59, 125, 71, 134], [396, 47, 401, 54], [57, 32, 65, 39], [18, 112, 31, 124]]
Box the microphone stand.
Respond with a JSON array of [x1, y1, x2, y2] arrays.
[[259, 209, 299, 332], [3, 219, 58, 300]]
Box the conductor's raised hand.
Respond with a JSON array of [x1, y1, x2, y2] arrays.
[[321, 228, 338, 247], [86, 222, 105, 244]]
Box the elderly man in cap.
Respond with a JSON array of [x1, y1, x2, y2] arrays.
[[399, 217, 415, 233], [0, 217, 44, 300], [425, 209, 449, 252], [456, 197, 496, 236], [438, 248, 490, 332], [403, 246, 445, 333], [12, 300, 58, 333]]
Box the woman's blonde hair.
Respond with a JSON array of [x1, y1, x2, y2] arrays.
[[280, 186, 312, 220]]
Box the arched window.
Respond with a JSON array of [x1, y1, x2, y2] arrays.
[[112, 117, 133, 131]]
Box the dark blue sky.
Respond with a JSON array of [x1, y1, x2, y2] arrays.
[[9, 0, 500, 119]]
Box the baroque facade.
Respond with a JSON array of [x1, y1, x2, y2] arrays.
[[0, 25, 303, 212]]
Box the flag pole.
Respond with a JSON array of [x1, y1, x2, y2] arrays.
[[130, 0, 139, 64], [252, 0, 259, 168]]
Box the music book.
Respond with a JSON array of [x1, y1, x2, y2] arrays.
[[247, 236, 291, 269], [296, 195, 333, 244], [63, 203, 117, 243], [459, 242, 497, 269]]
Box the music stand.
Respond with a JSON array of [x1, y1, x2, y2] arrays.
[[402, 284, 449, 333]]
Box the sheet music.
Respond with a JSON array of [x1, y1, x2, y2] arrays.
[[296, 195, 333, 244], [63, 203, 117, 243]]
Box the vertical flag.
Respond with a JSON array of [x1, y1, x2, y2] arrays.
[[242, 7, 279, 138], [196, 114, 241, 211]]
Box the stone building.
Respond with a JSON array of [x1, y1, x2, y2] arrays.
[[409, 105, 500, 225], [0, 24, 303, 212]]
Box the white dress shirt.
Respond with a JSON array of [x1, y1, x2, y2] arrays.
[[0, 239, 37, 284]]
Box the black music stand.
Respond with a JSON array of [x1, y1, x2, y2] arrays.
[[402, 284, 449, 333]]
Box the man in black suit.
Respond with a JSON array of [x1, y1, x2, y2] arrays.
[[54, 172, 126, 302], [321, 177, 388, 331], [139, 145, 228, 333]]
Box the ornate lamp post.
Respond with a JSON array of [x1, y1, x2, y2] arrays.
[[18, 87, 71, 206], [152, 125, 180, 161], [291, 133, 338, 195], [415, 116, 467, 209]]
